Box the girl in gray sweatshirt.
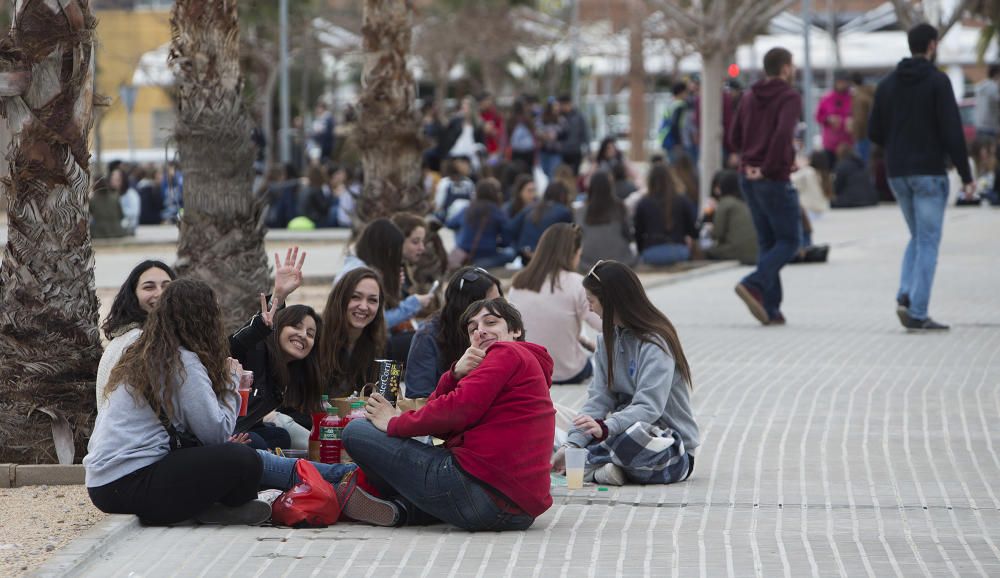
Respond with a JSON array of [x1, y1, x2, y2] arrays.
[[554, 260, 699, 486], [84, 279, 269, 525]]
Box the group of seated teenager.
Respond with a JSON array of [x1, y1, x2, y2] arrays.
[[85, 228, 698, 529]]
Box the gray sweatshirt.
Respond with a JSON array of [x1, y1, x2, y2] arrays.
[[83, 348, 240, 488], [566, 326, 699, 452]]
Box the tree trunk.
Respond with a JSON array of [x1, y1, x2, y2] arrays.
[[698, 50, 726, 215], [170, 0, 268, 332], [356, 0, 426, 224], [627, 0, 646, 162], [0, 0, 102, 464]]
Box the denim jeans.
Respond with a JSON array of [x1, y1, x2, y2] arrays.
[[740, 177, 802, 319], [341, 419, 534, 531], [889, 175, 948, 320], [256, 449, 356, 491], [641, 243, 690, 266]]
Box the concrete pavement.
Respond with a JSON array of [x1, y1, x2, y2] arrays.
[[38, 204, 1000, 577]]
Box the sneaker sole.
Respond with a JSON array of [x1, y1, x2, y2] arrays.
[[735, 284, 769, 325], [196, 499, 271, 526], [342, 487, 398, 527], [594, 464, 627, 486]]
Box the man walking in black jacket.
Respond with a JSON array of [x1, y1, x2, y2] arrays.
[[869, 24, 974, 331]]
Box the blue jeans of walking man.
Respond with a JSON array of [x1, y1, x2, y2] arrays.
[[888, 175, 948, 320], [740, 177, 802, 320]]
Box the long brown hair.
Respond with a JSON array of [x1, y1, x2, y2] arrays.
[[584, 170, 623, 226], [511, 223, 581, 293], [582, 260, 692, 388], [647, 161, 677, 230], [267, 305, 323, 413], [319, 267, 387, 396], [354, 219, 404, 309], [105, 278, 236, 419]]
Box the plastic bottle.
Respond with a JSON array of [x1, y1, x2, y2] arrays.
[[319, 407, 342, 464], [340, 401, 366, 463], [310, 394, 333, 462]]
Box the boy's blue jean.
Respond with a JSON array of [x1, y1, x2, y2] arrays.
[[740, 177, 802, 319], [256, 450, 356, 490], [341, 419, 534, 531], [889, 175, 948, 320]]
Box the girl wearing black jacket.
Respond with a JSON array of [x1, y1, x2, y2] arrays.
[[229, 248, 323, 450]]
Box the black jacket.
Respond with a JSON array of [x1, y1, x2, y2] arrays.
[[633, 195, 697, 253], [869, 57, 972, 184], [832, 154, 879, 208], [230, 314, 311, 434]]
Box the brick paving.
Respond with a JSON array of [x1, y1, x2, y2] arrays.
[[62, 206, 1000, 577]]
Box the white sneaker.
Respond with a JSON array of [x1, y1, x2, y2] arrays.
[[592, 463, 627, 486]]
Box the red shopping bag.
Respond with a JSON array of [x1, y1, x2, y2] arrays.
[[270, 460, 341, 528]]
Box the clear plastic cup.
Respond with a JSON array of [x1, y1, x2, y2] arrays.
[[565, 447, 588, 489]]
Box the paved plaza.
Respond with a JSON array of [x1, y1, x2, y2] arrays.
[[38, 205, 1000, 577]]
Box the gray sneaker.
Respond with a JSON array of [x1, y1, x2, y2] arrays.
[[195, 499, 271, 526], [592, 463, 627, 486], [341, 486, 400, 527]]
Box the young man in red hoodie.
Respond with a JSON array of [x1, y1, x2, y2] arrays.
[[339, 298, 555, 530], [728, 47, 803, 326]]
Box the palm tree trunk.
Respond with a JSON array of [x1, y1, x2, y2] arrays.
[[170, 0, 268, 332], [356, 0, 427, 224], [0, 0, 102, 464]]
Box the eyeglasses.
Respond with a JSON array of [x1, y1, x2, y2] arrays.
[[586, 260, 608, 283], [458, 267, 491, 292]]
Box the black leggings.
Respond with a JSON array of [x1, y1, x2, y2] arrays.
[[88, 443, 262, 525]]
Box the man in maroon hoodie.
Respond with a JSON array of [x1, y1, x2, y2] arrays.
[[340, 298, 555, 530], [728, 47, 803, 326]]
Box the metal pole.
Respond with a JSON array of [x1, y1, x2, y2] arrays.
[[570, 0, 580, 104], [802, 0, 816, 154], [279, 0, 291, 164]]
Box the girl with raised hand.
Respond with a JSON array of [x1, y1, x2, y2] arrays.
[[552, 260, 699, 486], [404, 266, 503, 398], [229, 247, 323, 450], [85, 279, 269, 526], [318, 267, 387, 397], [97, 260, 176, 408], [508, 224, 601, 385]]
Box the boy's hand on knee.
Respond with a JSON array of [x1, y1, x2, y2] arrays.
[[551, 446, 567, 474], [365, 393, 401, 432]]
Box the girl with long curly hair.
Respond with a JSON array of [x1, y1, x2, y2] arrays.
[[84, 279, 269, 526]]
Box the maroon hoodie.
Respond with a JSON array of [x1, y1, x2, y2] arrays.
[[387, 341, 555, 518], [728, 78, 802, 182]]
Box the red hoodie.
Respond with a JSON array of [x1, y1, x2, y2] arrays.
[[728, 78, 802, 182], [387, 341, 555, 518]]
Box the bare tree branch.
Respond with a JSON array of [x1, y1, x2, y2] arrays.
[[647, 0, 705, 32]]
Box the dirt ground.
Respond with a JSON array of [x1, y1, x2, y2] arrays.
[[0, 485, 107, 577]]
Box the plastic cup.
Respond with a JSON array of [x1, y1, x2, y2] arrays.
[[565, 447, 588, 490], [239, 370, 254, 389], [238, 388, 250, 416]]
